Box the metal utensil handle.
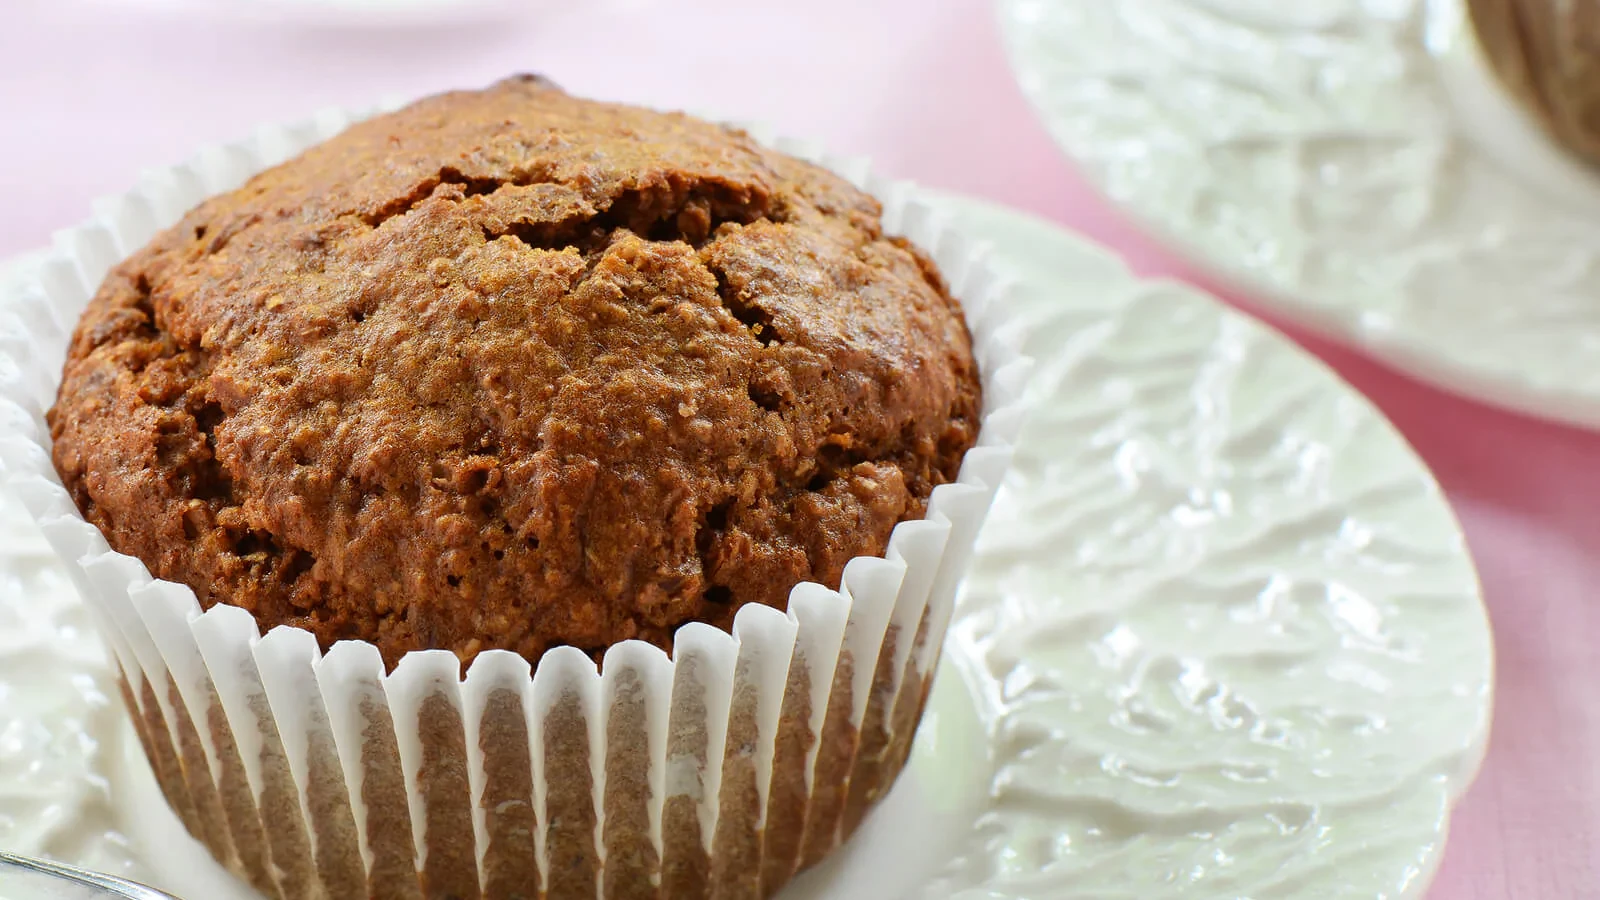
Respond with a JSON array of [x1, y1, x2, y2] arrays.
[[0, 851, 178, 900]]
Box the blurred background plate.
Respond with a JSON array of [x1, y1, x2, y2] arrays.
[[998, 0, 1600, 430]]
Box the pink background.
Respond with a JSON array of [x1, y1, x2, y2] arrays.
[[3, 0, 1596, 896]]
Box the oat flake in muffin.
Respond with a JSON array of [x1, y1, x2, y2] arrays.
[[48, 74, 982, 668]]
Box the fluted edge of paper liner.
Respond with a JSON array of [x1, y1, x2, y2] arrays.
[[0, 101, 1032, 900]]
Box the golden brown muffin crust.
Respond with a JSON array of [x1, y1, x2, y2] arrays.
[[49, 76, 982, 667]]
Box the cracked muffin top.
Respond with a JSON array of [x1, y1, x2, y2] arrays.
[[48, 76, 982, 667]]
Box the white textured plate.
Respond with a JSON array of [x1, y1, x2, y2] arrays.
[[0, 193, 1492, 899], [999, 0, 1600, 430]]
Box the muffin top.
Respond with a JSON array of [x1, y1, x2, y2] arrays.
[[48, 76, 982, 667]]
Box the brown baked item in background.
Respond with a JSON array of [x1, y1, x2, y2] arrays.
[[47, 74, 982, 668], [1468, 0, 1600, 163]]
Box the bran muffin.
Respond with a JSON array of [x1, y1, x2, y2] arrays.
[[47, 75, 983, 669]]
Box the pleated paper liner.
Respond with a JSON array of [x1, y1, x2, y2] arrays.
[[0, 103, 1031, 900]]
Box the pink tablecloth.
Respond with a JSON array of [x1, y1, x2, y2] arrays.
[[3, 1, 1596, 896]]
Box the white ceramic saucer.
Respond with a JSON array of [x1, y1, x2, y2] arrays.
[[0, 192, 1492, 899], [1000, 0, 1600, 429]]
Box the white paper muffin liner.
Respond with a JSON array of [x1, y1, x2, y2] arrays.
[[0, 102, 1030, 900]]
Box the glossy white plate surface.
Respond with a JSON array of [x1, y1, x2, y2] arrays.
[[1000, 0, 1600, 429], [0, 191, 1492, 899]]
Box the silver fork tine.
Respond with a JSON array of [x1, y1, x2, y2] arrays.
[[0, 851, 180, 900]]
